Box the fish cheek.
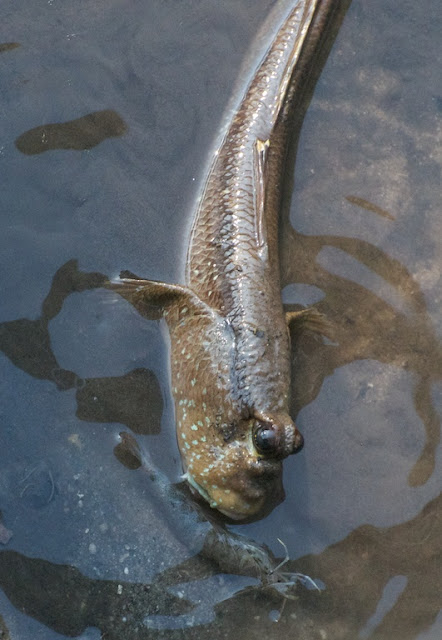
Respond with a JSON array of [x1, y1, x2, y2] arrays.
[[181, 426, 284, 518], [210, 447, 284, 519], [181, 442, 251, 516]]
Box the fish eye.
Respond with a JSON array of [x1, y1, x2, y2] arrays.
[[253, 422, 279, 456]]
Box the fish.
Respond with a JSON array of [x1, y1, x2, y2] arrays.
[[111, 0, 338, 520], [117, 431, 320, 595]]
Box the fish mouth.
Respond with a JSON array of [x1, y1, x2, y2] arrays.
[[216, 505, 253, 521], [185, 471, 259, 518], [186, 475, 246, 520], [185, 472, 218, 508], [185, 458, 284, 521]]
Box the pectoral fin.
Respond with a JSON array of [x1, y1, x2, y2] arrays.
[[105, 273, 209, 319], [285, 307, 334, 340], [109, 274, 188, 305]]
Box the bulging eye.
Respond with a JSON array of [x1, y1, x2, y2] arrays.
[[253, 422, 280, 456]]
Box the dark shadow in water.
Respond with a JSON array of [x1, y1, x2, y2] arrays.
[[0, 42, 20, 54], [14, 110, 127, 155], [0, 512, 13, 544], [345, 195, 396, 221], [76, 369, 162, 436], [0, 260, 106, 389], [293, 489, 442, 640], [1, 0, 440, 636], [274, 0, 442, 488], [0, 260, 162, 436], [0, 614, 11, 640], [0, 551, 193, 638], [280, 223, 442, 486], [5, 234, 437, 486], [0, 490, 440, 639]]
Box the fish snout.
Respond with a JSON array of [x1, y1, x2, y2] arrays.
[[285, 424, 304, 455]]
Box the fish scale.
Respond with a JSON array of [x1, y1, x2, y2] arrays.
[[111, 0, 336, 520]]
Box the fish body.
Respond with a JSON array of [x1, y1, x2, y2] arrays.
[[114, 0, 337, 520]]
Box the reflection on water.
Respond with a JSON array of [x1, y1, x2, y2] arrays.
[[0, 490, 440, 638], [294, 491, 442, 639], [1, 230, 439, 637], [280, 223, 442, 487], [0, 260, 163, 435], [0, 0, 441, 638]]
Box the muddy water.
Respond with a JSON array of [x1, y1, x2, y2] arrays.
[[0, 1, 441, 638]]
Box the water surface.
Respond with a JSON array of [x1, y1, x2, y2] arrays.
[[0, 0, 441, 638]]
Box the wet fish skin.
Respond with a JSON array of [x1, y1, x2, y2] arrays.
[[117, 431, 307, 591], [112, 0, 336, 520]]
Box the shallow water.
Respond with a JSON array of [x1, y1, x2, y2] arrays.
[[0, 0, 441, 638]]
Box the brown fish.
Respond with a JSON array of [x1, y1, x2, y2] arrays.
[[112, 0, 337, 520]]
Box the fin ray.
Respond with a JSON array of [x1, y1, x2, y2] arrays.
[[285, 307, 334, 340], [105, 277, 211, 319]]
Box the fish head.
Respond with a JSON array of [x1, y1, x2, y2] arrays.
[[181, 410, 303, 520]]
